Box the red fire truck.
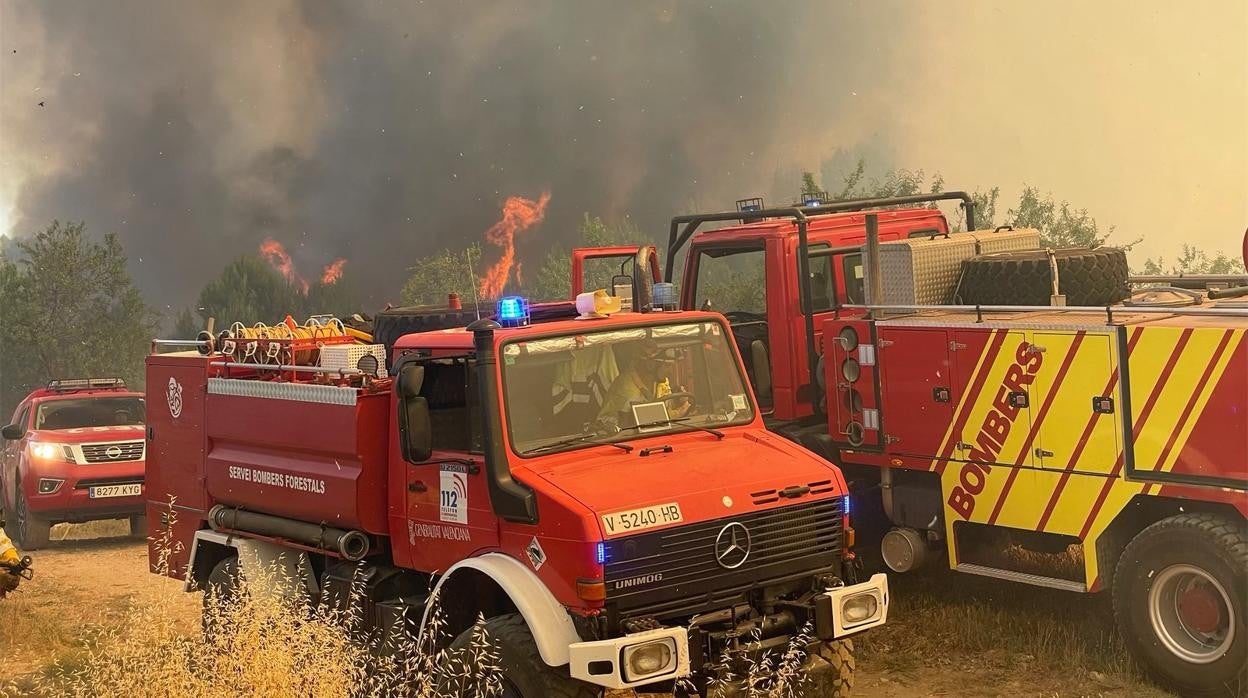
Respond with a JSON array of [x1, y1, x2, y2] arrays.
[[2, 378, 148, 549], [145, 301, 888, 695], [575, 193, 1247, 696]]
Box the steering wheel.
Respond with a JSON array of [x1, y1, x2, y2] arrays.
[[722, 311, 767, 326], [660, 391, 695, 406]]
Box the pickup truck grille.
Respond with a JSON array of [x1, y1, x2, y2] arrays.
[[604, 498, 843, 620], [81, 441, 145, 463]]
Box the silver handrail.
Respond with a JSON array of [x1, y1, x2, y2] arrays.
[[211, 361, 361, 376], [841, 303, 1248, 318]]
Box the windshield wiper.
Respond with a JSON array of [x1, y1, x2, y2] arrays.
[[525, 434, 634, 455], [618, 417, 725, 440]]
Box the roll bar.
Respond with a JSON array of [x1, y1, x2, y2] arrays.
[[665, 191, 976, 415]]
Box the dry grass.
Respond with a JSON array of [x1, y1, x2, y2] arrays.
[[856, 566, 1172, 697], [47, 519, 130, 542], [3, 512, 504, 698]]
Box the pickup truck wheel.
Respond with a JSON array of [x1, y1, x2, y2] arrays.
[[1113, 513, 1247, 697], [797, 639, 854, 697], [128, 515, 147, 538], [10, 485, 50, 550], [437, 613, 600, 698]]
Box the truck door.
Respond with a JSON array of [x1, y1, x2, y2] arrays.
[[1031, 332, 1119, 474], [397, 356, 499, 572], [570, 245, 661, 310], [878, 328, 955, 458], [951, 329, 1035, 468]]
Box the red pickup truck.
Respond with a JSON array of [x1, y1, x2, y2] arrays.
[[1, 379, 147, 549]]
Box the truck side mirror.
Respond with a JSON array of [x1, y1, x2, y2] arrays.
[[1, 424, 23, 440], [397, 364, 432, 462]]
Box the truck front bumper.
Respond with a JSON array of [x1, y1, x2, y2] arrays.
[[568, 573, 889, 690]]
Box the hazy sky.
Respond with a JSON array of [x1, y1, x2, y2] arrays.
[[0, 1, 1244, 308]]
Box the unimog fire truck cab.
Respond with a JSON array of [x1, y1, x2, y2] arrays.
[[146, 300, 887, 696], [574, 192, 1247, 696]]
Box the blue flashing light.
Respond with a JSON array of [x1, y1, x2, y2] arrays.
[[595, 542, 607, 565], [843, 494, 851, 517], [740, 203, 762, 212], [497, 296, 530, 327], [804, 197, 823, 208]]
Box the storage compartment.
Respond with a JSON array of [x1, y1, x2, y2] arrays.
[[873, 229, 1040, 305]]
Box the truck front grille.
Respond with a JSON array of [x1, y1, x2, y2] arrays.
[[80, 441, 146, 463], [604, 498, 843, 620]]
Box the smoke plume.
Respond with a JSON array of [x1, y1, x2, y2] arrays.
[[1, 1, 1244, 312]]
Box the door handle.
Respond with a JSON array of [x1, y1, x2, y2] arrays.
[[1034, 448, 1054, 459], [408, 481, 427, 493]]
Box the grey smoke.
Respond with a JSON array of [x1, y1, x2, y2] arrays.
[[1, 0, 902, 309]]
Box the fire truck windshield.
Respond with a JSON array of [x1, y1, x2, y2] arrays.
[[501, 321, 755, 456], [35, 397, 146, 430]]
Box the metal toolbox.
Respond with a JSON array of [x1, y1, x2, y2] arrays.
[[873, 228, 1041, 305]]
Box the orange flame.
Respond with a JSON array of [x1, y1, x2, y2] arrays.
[[321, 258, 347, 285], [259, 238, 309, 294], [478, 192, 550, 299]]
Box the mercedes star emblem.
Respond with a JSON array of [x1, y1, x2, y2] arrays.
[[714, 522, 751, 569], [105, 445, 123, 459]]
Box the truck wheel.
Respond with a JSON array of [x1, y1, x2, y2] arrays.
[[437, 613, 599, 698], [1113, 513, 1247, 697], [958, 247, 1129, 307], [128, 515, 147, 538], [202, 555, 242, 641], [9, 485, 50, 550], [798, 639, 854, 697]]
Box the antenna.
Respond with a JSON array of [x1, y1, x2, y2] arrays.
[[465, 247, 481, 320]]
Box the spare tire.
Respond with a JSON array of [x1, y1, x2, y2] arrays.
[[958, 247, 1129, 307]]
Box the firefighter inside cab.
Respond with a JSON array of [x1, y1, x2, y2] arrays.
[[597, 339, 693, 425]]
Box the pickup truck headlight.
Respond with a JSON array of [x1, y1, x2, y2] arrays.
[[29, 442, 71, 462], [622, 637, 677, 682]]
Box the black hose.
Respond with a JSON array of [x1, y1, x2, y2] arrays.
[[208, 505, 370, 561], [1208, 286, 1248, 300]]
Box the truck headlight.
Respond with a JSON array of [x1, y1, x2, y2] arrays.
[[622, 637, 677, 681], [842, 591, 882, 626], [29, 442, 70, 462]]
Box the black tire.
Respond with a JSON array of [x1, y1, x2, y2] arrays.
[[128, 515, 147, 538], [1112, 513, 1247, 697], [958, 247, 1129, 307], [9, 484, 50, 550], [202, 555, 242, 641], [437, 613, 599, 698], [798, 639, 854, 697]]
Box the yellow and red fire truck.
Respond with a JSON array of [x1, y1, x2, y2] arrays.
[[576, 193, 1247, 696]]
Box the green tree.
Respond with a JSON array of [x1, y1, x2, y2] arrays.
[[171, 307, 201, 338], [0, 221, 154, 413], [195, 255, 307, 328], [1141, 245, 1247, 275], [399, 242, 482, 306], [529, 215, 651, 301], [1004, 186, 1135, 249]]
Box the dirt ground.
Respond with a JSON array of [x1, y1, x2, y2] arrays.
[[2, 522, 1171, 697]]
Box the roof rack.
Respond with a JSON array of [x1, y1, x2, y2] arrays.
[[46, 378, 127, 391]]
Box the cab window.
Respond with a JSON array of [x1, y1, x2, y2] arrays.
[[414, 357, 483, 453]]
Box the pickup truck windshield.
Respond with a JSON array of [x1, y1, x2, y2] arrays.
[[501, 321, 755, 455], [36, 397, 146, 430]]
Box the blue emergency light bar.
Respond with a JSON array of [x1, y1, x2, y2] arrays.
[[496, 296, 531, 327]]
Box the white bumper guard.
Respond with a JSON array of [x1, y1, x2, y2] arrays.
[[568, 573, 889, 690]]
